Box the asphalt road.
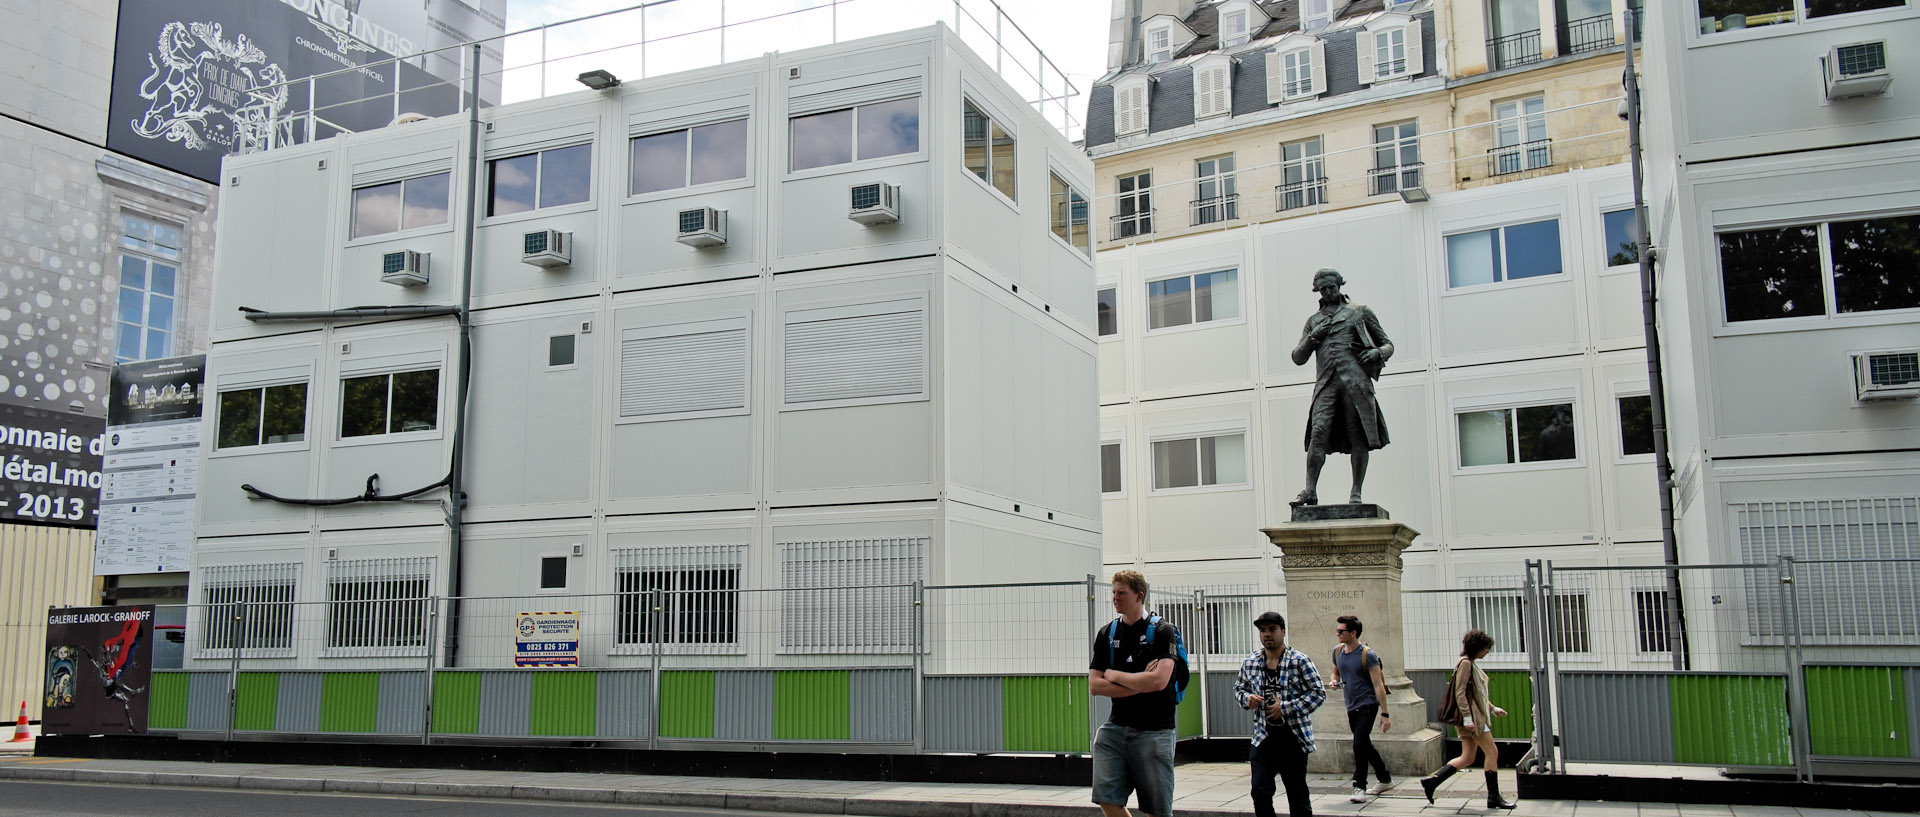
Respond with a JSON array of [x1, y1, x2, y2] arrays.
[[0, 781, 814, 817]]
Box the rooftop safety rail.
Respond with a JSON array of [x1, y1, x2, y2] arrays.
[[242, 0, 1083, 156]]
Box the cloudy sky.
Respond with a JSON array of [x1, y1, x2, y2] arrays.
[[498, 0, 1115, 136]]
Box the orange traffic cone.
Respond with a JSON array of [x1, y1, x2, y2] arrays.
[[8, 701, 28, 742]]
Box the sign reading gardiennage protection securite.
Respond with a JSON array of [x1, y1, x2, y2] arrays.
[[514, 612, 580, 667]]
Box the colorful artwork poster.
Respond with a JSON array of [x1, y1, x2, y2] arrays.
[[42, 605, 155, 735]]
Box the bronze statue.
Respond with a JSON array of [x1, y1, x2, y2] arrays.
[[1290, 269, 1393, 506]]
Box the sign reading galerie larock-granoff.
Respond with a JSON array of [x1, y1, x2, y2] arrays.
[[42, 605, 155, 736]]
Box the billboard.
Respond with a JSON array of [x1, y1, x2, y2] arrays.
[[42, 605, 155, 736], [0, 404, 105, 528], [95, 356, 205, 576], [106, 0, 506, 183]]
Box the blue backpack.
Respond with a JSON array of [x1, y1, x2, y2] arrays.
[[1108, 613, 1192, 703]]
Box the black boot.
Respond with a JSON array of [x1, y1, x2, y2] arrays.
[[1485, 770, 1516, 810], [1419, 763, 1458, 804]]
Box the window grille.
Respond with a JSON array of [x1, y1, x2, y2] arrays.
[[325, 556, 432, 655], [1153, 584, 1257, 655], [778, 537, 925, 654], [198, 563, 298, 656], [1736, 497, 1920, 644], [613, 544, 744, 653]]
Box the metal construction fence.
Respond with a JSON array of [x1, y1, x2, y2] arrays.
[[125, 560, 1920, 767]]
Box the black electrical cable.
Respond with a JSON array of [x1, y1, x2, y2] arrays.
[[241, 472, 450, 506]]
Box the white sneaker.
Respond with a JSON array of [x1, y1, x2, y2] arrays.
[[1367, 781, 1391, 795], [1350, 787, 1371, 803]]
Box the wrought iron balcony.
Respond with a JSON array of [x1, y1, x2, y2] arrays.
[[1489, 139, 1552, 176], [1276, 178, 1328, 211], [1490, 29, 1543, 70], [1190, 194, 1239, 226], [1109, 210, 1155, 241], [1369, 162, 1424, 196], [1562, 13, 1615, 55]]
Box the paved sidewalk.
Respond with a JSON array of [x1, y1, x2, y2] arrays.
[[0, 754, 1898, 817]]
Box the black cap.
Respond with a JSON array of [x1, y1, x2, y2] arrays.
[[1253, 611, 1286, 629]]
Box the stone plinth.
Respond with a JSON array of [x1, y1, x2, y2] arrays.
[[1262, 512, 1444, 777]]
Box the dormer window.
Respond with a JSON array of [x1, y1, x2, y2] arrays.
[[1264, 35, 1327, 104], [1147, 24, 1174, 62], [1114, 75, 1151, 137], [1193, 55, 1233, 120], [1302, 0, 1337, 28], [1360, 16, 1424, 84], [1217, 1, 1268, 49]]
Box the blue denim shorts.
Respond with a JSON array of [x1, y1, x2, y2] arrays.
[[1091, 723, 1176, 816]]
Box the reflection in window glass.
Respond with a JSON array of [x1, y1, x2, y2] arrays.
[[631, 119, 749, 195], [1457, 409, 1513, 467], [352, 182, 401, 237], [629, 130, 689, 195], [1101, 442, 1122, 493], [1829, 214, 1920, 314], [1458, 403, 1576, 466], [1148, 270, 1238, 330], [1718, 225, 1823, 322], [857, 96, 919, 161], [1153, 433, 1247, 489], [488, 146, 589, 216], [963, 100, 1016, 201], [790, 108, 853, 171], [341, 369, 440, 437], [218, 383, 308, 449], [401, 173, 450, 231], [1618, 395, 1654, 457], [539, 144, 591, 208], [348, 173, 452, 238], [1518, 403, 1577, 462], [217, 389, 260, 450], [1446, 219, 1561, 288], [963, 102, 990, 183], [1697, 0, 1795, 32], [1807, 0, 1905, 17], [488, 153, 539, 216], [1446, 229, 1500, 288], [1148, 276, 1191, 330], [1504, 219, 1563, 280], [990, 122, 1016, 199], [1602, 208, 1640, 267], [690, 119, 749, 186], [1097, 287, 1118, 336], [1050, 173, 1089, 252], [117, 213, 181, 363]]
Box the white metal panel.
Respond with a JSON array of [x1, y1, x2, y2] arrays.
[[621, 321, 750, 418]]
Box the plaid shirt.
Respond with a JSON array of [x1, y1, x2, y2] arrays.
[[1232, 646, 1326, 751]]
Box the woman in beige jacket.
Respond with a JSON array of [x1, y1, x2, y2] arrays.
[[1418, 629, 1515, 809]]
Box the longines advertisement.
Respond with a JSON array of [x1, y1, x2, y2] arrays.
[[106, 0, 505, 183], [42, 605, 155, 736]]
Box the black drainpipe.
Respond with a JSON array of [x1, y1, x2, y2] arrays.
[[443, 42, 484, 667]]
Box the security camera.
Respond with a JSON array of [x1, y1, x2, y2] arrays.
[[1617, 100, 1630, 121]]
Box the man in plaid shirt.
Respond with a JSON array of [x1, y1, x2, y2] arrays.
[[1233, 612, 1326, 817]]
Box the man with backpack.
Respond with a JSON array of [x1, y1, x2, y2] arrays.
[[1327, 614, 1392, 802], [1233, 612, 1325, 817], [1089, 570, 1184, 817]]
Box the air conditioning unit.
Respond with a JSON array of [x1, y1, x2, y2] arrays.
[[1854, 349, 1920, 401], [675, 207, 727, 248], [1825, 41, 1891, 100], [848, 182, 901, 225], [379, 250, 428, 287], [521, 229, 571, 268]]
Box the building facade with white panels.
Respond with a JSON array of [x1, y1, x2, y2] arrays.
[[1084, 0, 1661, 662], [1639, 2, 1920, 661], [188, 26, 1101, 671]]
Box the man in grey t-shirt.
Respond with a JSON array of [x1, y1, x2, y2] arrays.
[[1328, 614, 1391, 802]]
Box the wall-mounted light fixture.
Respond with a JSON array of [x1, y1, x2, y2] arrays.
[[1399, 186, 1431, 204], [577, 69, 621, 90]]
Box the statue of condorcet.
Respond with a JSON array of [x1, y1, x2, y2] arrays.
[[1290, 268, 1394, 507]]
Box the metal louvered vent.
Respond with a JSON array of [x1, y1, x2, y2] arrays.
[[619, 325, 749, 417], [783, 308, 924, 405]]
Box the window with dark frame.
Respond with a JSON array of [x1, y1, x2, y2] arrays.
[[1194, 155, 1237, 224], [1101, 442, 1123, 493], [117, 212, 182, 363], [1050, 172, 1089, 253], [540, 556, 568, 590], [340, 369, 441, 438], [1116, 172, 1153, 238], [1618, 394, 1655, 457], [1718, 214, 1920, 323], [549, 334, 576, 367], [1603, 208, 1641, 267], [217, 383, 308, 449], [488, 144, 591, 216], [1371, 121, 1419, 195], [1097, 287, 1119, 336]]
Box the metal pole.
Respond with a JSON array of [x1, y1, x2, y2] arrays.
[[422, 595, 439, 744], [911, 580, 925, 754], [225, 601, 245, 742], [1195, 589, 1210, 739], [1623, 6, 1691, 672], [1781, 557, 1813, 781], [1086, 573, 1098, 748], [540, 24, 548, 98], [649, 586, 664, 749], [305, 81, 316, 144], [443, 41, 482, 665]]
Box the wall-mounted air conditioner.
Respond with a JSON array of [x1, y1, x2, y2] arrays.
[[848, 182, 901, 225], [1825, 41, 1891, 100], [380, 250, 428, 287], [676, 207, 727, 248], [522, 229, 571, 268], [1854, 349, 1920, 401]]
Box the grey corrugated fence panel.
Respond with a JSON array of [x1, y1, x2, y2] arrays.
[[1407, 669, 1448, 726], [1093, 692, 1111, 726], [715, 670, 773, 741], [1910, 667, 1920, 760], [924, 676, 1002, 752], [1206, 671, 1252, 737], [1559, 672, 1674, 764], [478, 671, 531, 737], [595, 669, 652, 740], [851, 668, 913, 742], [376, 671, 426, 734], [186, 671, 230, 732], [275, 672, 322, 733]]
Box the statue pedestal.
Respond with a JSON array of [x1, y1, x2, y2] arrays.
[[1262, 507, 1444, 777]]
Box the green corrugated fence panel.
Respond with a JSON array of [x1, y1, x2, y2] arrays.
[[320, 672, 379, 733], [530, 671, 598, 737], [1806, 666, 1908, 758], [660, 671, 715, 739], [233, 672, 278, 731], [774, 670, 850, 741], [1485, 671, 1534, 740], [1176, 684, 1203, 739], [431, 672, 481, 735], [149, 672, 187, 729], [1003, 676, 1091, 753], [1669, 675, 1791, 766]]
